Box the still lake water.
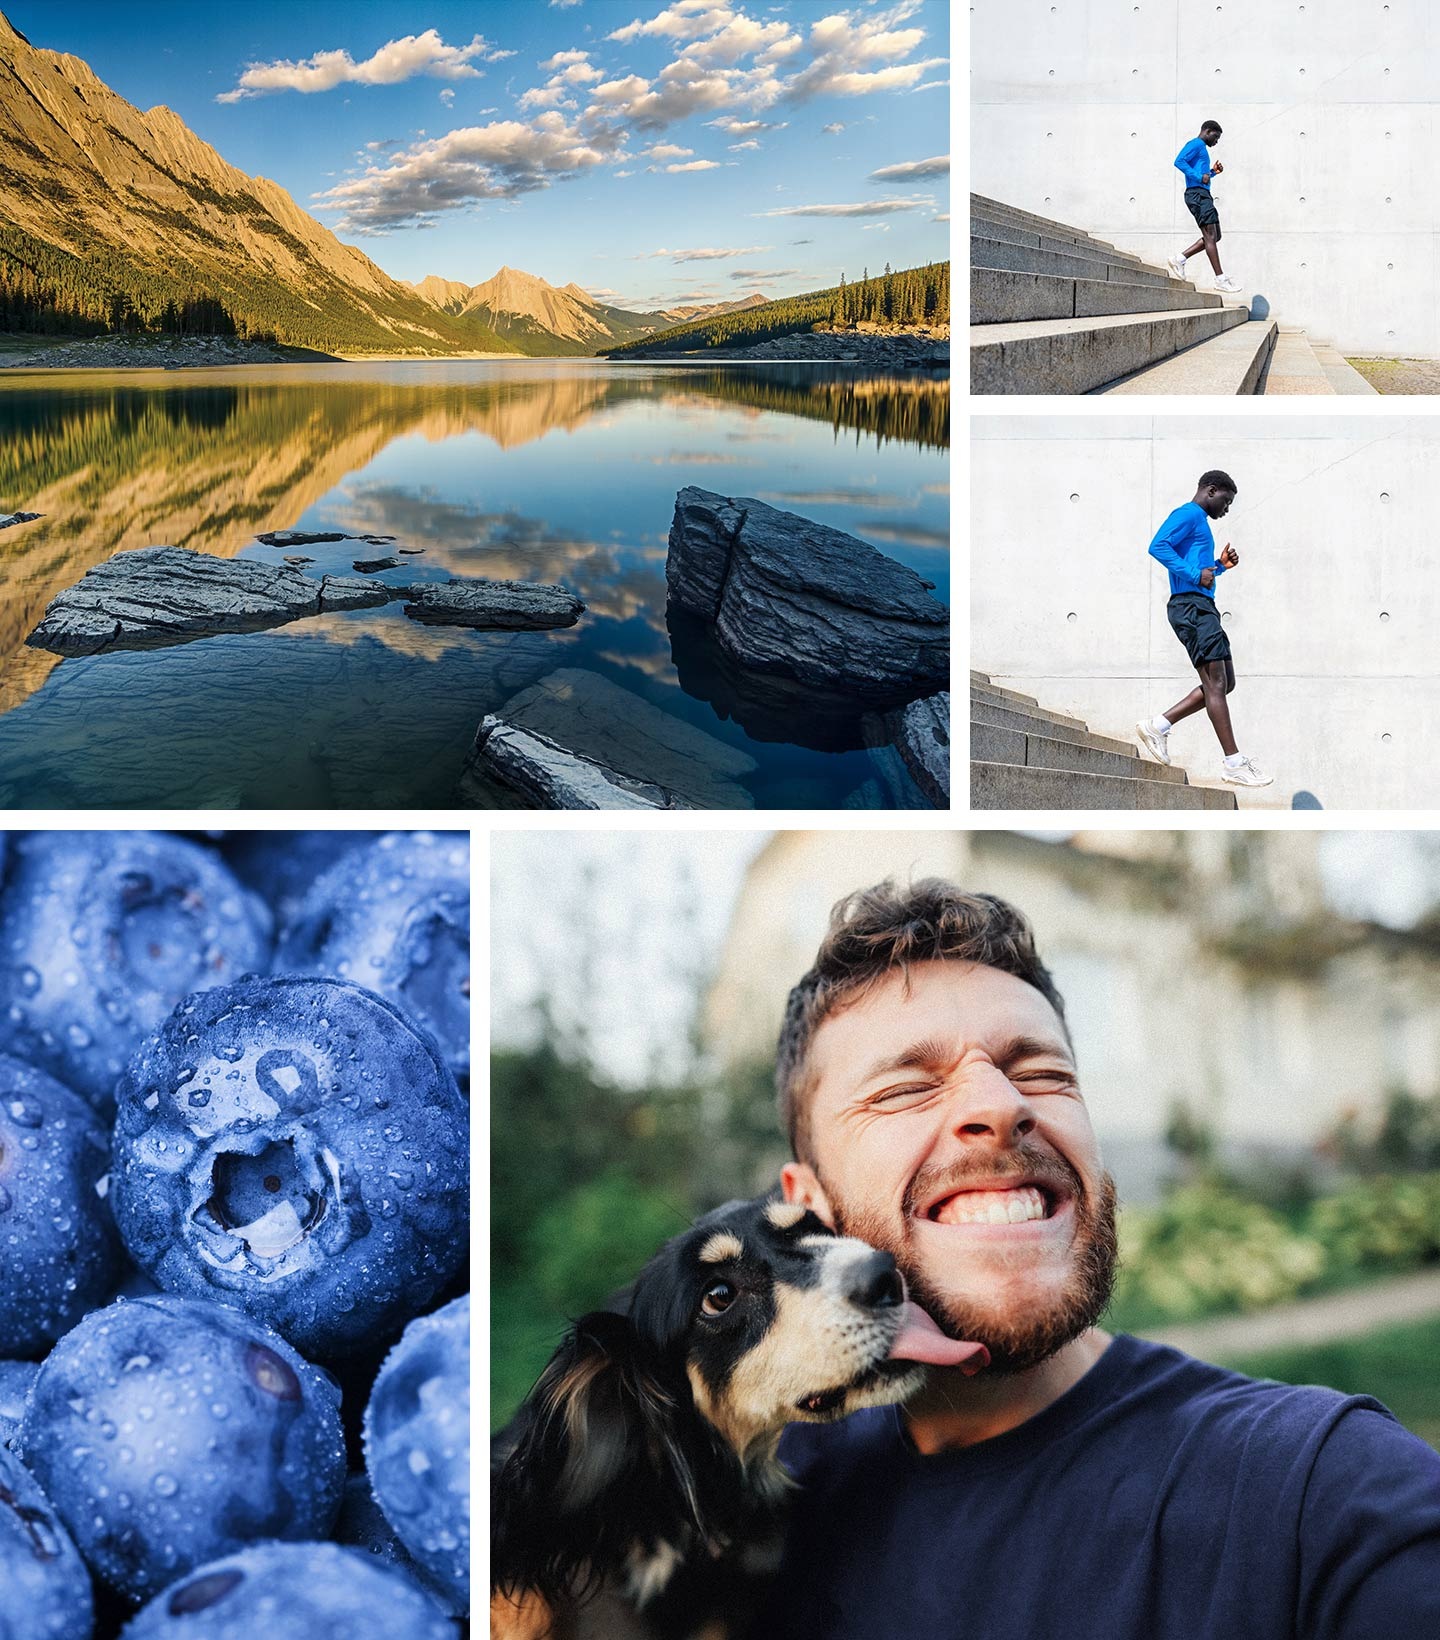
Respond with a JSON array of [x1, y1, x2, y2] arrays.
[[0, 361, 948, 809]]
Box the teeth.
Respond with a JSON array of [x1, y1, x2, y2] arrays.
[[934, 1186, 1047, 1226]]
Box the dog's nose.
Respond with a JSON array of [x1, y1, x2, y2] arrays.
[[846, 1250, 904, 1310]]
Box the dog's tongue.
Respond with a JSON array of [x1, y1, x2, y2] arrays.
[[889, 1302, 989, 1373]]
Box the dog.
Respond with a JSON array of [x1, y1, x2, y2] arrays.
[[491, 1192, 987, 1639]]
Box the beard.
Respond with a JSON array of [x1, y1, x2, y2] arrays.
[[826, 1144, 1119, 1376]]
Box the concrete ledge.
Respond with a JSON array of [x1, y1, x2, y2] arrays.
[[971, 682, 1082, 727], [971, 761, 1238, 811], [970, 305, 1249, 395], [972, 267, 1221, 325], [973, 236, 1176, 287], [970, 700, 1137, 758], [1097, 318, 1278, 395], [968, 677, 1042, 710], [1309, 341, 1379, 395], [970, 216, 1142, 267], [970, 193, 1125, 252], [1260, 329, 1335, 396], [972, 724, 1187, 783]]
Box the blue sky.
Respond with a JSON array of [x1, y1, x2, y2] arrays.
[[12, 0, 949, 307]]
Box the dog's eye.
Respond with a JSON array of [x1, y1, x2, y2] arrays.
[[700, 1280, 737, 1317]]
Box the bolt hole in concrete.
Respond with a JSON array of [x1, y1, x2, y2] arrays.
[[1381, 493, 1391, 502], [1066, 613, 1077, 624], [1070, 492, 1080, 502], [1383, 734, 1393, 744], [1381, 613, 1391, 623], [1221, 611, 1232, 621]]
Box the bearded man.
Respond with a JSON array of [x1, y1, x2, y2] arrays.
[[748, 879, 1440, 1639]]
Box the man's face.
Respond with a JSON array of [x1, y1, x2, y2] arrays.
[[1202, 129, 1220, 147], [1200, 485, 1234, 519], [782, 960, 1117, 1375]]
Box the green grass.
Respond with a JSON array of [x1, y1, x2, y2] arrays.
[[1218, 1315, 1440, 1453]]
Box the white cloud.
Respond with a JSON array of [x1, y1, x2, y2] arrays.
[[584, 64, 733, 129], [439, 88, 455, 106], [644, 143, 694, 158], [665, 159, 721, 171], [609, 2, 735, 45], [549, 0, 584, 7], [706, 114, 783, 133], [728, 139, 759, 150], [869, 154, 949, 181], [218, 29, 508, 102], [933, 212, 950, 222], [727, 267, 794, 279], [676, 15, 796, 64], [542, 49, 592, 69], [756, 195, 934, 217], [783, 8, 945, 101], [822, 121, 845, 134], [312, 114, 617, 231], [519, 84, 574, 109], [640, 244, 771, 261]]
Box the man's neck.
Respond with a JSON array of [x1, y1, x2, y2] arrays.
[[903, 1328, 1113, 1456]]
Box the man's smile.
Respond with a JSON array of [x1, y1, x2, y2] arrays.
[[916, 1178, 1076, 1242]]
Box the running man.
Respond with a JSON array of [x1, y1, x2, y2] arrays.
[[1168, 121, 1243, 294], [1136, 470, 1272, 789]]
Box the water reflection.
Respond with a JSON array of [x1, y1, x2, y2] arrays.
[[0, 361, 948, 809]]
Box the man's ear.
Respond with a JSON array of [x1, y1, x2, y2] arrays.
[[781, 1161, 836, 1229]]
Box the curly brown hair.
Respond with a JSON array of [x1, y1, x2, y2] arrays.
[[775, 878, 1067, 1161]]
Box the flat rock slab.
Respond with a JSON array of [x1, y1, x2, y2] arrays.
[[254, 530, 398, 548], [403, 578, 584, 631], [864, 691, 950, 806], [463, 666, 756, 809], [465, 719, 694, 810], [0, 512, 42, 531], [667, 486, 948, 705], [26, 546, 391, 656], [353, 556, 403, 572]]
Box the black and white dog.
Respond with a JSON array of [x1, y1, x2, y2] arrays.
[[491, 1193, 987, 1639]]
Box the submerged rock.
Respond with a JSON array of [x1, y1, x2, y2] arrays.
[[254, 530, 352, 547], [666, 486, 948, 705], [0, 511, 42, 531], [459, 667, 755, 809], [353, 556, 403, 573], [403, 578, 583, 631], [464, 719, 694, 810], [865, 691, 950, 807], [25, 546, 387, 655]]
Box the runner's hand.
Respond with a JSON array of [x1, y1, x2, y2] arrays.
[[1199, 567, 1216, 589], [1220, 543, 1239, 568], [1212, 161, 1224, 175]]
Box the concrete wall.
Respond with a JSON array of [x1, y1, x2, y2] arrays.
[[971, 415, 1440, 810], [972, 0, 1440, 355]]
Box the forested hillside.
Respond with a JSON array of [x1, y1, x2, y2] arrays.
[[606, 262, 948, 357]]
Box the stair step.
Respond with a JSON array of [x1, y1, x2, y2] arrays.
[[970, 699, 1137, 758], [971, 305, 1249, 395], [972, 235, 1180, 289], [969, 214, 1140, 267], [1261, 329, 1336, 395], [971, 682, 1084, 728], [1308, 341, 1379, 395], [973, 723, 1189, 784], [970, 193, 1126, 253], [973, 267, 1222, 325], [972, 762, 1238, 811], [1097, 318, 1278, 395]]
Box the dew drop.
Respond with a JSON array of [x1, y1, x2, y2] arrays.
[[123, 1354, 152, 1373], [64, 1024, 92, 1049], [187, 1088, 211, 1109], [152, 1473, 178, 1497], [16, 966, 41, 997], [7, 1097, 43, 1128]]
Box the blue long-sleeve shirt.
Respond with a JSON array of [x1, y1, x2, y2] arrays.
[[1149, 500, 1226, 598], [1175, 136, 1213, 189]]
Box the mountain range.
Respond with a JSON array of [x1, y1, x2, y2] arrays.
[[0, 12, 768, 357]]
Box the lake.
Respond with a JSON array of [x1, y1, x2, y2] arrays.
[[0, 360, 949, 809]]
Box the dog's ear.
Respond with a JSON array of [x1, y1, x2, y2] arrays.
[[492, 1311, 697, 1606]]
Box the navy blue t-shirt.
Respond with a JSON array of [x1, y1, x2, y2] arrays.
[[753, 1333, 1440, 1639]]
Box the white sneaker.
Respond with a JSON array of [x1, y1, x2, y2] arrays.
[[1166, 254, 1187, 282], [1214, 274, 1244, 293], [1222, 756, 1273, 787], [1136, 721, 1171, 765]]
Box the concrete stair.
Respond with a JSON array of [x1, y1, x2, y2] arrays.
[[969, 193, 1363, 396], [970, 671, 1238, 811]]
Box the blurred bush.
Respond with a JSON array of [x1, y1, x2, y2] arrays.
[[1308, 1173, 1440, 1273]]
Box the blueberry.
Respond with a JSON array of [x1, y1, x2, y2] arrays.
[[219, 832, 380, 930], [0, 1443, 94, 1640], [0, 1361, 39, 1449], [16, 1294, 345, 1604], [364, 1294, 469, 1612], [334, 1471, 454, 1609], [277, 832, 469, 1082], [0, 1053, 122, 1357], [119, 1541, 454, 1639], [110, 977, 468, 1360], [0, 833, 272, 1116]]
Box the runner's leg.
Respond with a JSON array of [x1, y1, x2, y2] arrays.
[[1199, 659, 1238, 755], [1201, 223, 1223, 275], [1161, 684, 1206, 723]]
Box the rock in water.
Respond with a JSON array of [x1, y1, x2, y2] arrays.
[[254, 530, 351, 547], [25, 546, 386, 655], [403, 578, 583, 631], [458, 667, 756, 809], [464, 719, 694, 810], [353, 556, 403, 573], [666, 487, 948, 704], [865, 691, 950, 807]]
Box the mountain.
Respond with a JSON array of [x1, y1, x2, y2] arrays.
[[408, 266, 663, 357], [0, 11, 511, 355], [650, 293, 770, 324]]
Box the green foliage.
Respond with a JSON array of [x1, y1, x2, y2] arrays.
[[1112, 1184, 1327, 1322], [1326, 1089, 1440, 1175], [1308, 1173, 1440, 1273], [528, 1170, 685, 1316], [0, 219, 515, 356], [606, 262, 950, 357]]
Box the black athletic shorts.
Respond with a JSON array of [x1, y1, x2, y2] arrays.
[[1184, 186, 1221, 238], [1167, 591, 1231, 667]]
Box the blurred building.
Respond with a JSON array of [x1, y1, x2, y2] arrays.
[[701, 831, 1440, 1204]]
